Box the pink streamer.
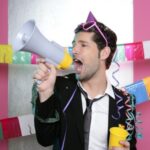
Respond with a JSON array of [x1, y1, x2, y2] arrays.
[[31, 53, 39, 64], [125, 42, 144, 61]]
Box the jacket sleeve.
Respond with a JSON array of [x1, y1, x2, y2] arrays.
[[31, 82, 60, 147]]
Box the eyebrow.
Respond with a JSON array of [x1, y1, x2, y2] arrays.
[[79, 40, 89, 44], [72, 40, 75, 45], [72, 40, 89, 45]]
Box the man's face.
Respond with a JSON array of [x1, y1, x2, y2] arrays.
[[72, 32, 102, 81]]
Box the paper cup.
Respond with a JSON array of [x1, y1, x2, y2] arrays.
[[109, 126, 129, 148]]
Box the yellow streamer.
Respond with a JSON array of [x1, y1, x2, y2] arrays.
[[143, 77, 150, 98], [0, 44, 13, 63]]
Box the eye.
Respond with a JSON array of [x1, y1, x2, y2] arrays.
[[72, 43, 76, 48], [81, 44, 87, 47]]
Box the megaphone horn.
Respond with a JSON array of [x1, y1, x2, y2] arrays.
[[12, 20, 73, 70]]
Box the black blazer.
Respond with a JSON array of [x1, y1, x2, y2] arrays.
[[34, 74, 136, 150]]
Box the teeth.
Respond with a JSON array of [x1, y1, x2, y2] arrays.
[[74, 58, 78, 60], [74, 58, 79, 62], [73, 58, 82, 65]]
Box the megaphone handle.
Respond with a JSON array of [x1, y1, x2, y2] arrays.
[[34, 58, 54, 85], [45, 58, 58, 67], [35, 58, 60, 85]]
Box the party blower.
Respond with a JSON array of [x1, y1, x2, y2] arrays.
[[12, 20, 75, 76]]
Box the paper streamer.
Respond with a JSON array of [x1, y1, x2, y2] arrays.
[[112, 51, 121, 87], [112, 91, 124, 120], [13, 51, 31, 64], [143, 41, 150, 59], [115, 44, 126, 62], [1, 40, 150, 64], [143, 77, 150, 97], [0, 114, 35, 140], [31, 53, 39, 64], [114, 40, 150, 62], [125, 77, 150, 104], [125, 42, 144, 61], [125, 94, 135, 140], [0, 123, 3, 140], [0, 64, 8, 119], [0, 45, 13, 63], [136, 112, 143, 139], [136, 101, 150, 149], [18, 114, 35, 136], [0, 117, 21, 139]]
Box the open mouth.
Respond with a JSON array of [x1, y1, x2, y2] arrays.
[[73, 58, 83, 74]]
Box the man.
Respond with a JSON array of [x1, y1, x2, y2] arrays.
[[32, 12, 136, 150]]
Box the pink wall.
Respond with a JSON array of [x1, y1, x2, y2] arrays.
[[134, 0, 150, 149], [0, 0, 8, 149], [0, 0, 8, 119], [134, 0, 150, 42], [0, 0, 8, 44]]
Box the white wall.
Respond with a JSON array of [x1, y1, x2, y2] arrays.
[[9, 0, 133, 46]]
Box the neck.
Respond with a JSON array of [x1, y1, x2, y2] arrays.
[[81, 72, 107, 99]]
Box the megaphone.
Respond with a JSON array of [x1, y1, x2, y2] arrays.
[[12, 20, 75, 74]]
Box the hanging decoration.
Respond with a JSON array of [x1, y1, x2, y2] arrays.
[[136, 112, 143, 139], [114, 40, 150, 62], [0, 44, 13, 63], [0, 114, 35, 140], [0, 40, 150, 64], [125, 76, 150, 104], [13, 51, 31, 64]]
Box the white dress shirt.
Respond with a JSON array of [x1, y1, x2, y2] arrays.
[[78, 80, 115, 150]]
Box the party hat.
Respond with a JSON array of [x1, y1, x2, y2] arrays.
[[86, 11, 97, 22]]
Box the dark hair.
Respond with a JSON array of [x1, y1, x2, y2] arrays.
[[74, 21, 117, 69]]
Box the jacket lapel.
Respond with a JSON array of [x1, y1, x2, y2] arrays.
[[70, 87, 84, 146]]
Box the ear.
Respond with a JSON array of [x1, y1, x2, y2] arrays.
[[100, 47, 111, 60]]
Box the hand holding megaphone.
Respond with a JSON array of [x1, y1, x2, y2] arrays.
[[12, 20, 75, 76]]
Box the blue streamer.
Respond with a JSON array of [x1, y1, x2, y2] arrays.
[[136, 111, 143, 139]]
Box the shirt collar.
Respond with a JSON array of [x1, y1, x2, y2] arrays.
[[105, 79, 115, 99], [77, 79, 115, 99]]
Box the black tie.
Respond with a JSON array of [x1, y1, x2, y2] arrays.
[[78, 84, 105, 150]]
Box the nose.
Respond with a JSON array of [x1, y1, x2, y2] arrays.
[[72, 45, 79, 55]]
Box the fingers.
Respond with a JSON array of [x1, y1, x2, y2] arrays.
[[37, 58, 57, 74], [33, 59, 53, 80], [119, 141, 130, 148], [33, 58, 57, 84], [36, 58, 46, 64], [109, 141, 130, 150], [33, 63, 49, 81]]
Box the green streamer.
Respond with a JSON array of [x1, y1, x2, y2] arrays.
[[13, 51, 31, 64], [0, 122, 3, 140], [114, 44, 126, 62]]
